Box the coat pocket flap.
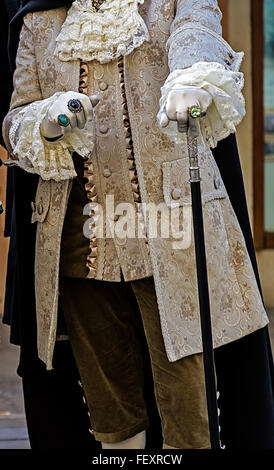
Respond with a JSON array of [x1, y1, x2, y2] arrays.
[[31, 178, 51, 223], [162, 153, 227, 208]]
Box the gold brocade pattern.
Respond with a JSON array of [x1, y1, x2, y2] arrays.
[[118, 57, 140, 204], [117, 56, 150, 255], [80, 55, 150, 279], [78, 60, 99, 278]]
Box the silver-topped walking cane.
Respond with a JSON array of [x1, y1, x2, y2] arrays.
[[178, 107, 222, 449]]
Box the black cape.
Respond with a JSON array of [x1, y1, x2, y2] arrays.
[[2, 0, 274, 449]]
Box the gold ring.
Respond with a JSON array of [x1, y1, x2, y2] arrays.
[[189, 106, 206, 119]]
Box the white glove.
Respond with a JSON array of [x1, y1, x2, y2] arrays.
[[40, 91, 101, 140], [158, 86, 212, 132]]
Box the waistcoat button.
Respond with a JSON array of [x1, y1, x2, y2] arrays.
[[99, 124, 109, 134], [99, 81, 108, 91], [171, 188, 182, 200], [103, 167, 112, 178]]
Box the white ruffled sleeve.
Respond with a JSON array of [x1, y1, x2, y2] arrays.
[[158, 61, 246, 149], [8, 92, 94, 181], [2, 14, 94, 181], [158, 0, 246, 148]]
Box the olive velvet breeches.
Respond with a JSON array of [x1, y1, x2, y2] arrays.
[[59, 274, 210, 449]]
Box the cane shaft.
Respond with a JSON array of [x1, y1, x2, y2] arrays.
[[190, 182, 221, 449], [186, 119, 221, 449]]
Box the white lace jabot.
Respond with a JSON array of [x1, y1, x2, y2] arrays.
[[54, 0, 150, 63]]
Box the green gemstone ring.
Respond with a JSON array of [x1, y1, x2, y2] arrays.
[[189, 105, 206, 119], [57, 114, 70, 127]]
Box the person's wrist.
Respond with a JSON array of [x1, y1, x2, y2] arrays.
[[40, 116, 63, 140], [40, 125, 64, 144]]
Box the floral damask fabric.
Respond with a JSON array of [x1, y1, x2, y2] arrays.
[[2, 1, 269, 369], [152, 147, 268, 361], [167, 0, 244, 73]]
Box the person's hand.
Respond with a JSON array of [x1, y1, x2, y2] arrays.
[[40, 91, 101, 140], [158, 86, 212, 132]]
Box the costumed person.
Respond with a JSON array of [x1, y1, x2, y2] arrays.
[[2, 0, 274, 449], [1, 0, 161, 450]]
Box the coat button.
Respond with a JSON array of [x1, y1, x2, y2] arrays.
[[171, 188, 182, 200], [103, 167, 112, 178], [214, 177, 220, 189], [37, 203, 43, 215], [31, 201, 36, 212], [114, 214, 119, 221], [99, 81, 108, 91], [99, 124, 109, 134]]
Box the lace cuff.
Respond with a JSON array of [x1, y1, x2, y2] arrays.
[[9, 92, 94, 181], [158, 61, 246, 149]]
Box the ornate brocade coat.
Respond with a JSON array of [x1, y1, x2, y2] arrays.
[[3, 0, 269, 369]]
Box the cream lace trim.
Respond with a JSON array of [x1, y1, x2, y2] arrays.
[[158, 61, 246, 149], [9, 92, 94, 181], [54, 0, 150, 64]]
